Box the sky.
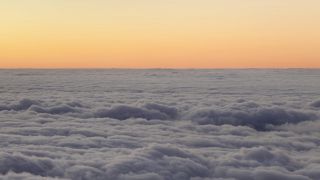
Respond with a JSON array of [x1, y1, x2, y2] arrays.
[[0, 0, 319, 68]]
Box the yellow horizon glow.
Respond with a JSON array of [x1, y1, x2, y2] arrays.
[[1, 0, 320, 68]]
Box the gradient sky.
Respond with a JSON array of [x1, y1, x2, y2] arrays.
[[1, 0, 319, 68]]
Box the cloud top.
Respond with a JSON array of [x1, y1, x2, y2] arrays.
[[0, 69, 319, 179]]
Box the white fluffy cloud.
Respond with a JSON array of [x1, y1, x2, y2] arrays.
[[0, 69, 319, 179]]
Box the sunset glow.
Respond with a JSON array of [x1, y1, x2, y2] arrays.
[[1, 0, 319, 68]]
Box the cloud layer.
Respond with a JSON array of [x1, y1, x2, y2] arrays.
[[0, 69, 319, 180]]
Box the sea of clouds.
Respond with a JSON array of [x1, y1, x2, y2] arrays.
[[0, 69, 319, 180]]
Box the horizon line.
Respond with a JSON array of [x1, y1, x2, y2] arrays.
[[1, 67, 320, 70]]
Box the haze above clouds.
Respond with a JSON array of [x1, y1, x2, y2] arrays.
[[0, 69, 319, 180]]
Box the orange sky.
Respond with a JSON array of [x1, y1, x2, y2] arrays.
[[0, 0, 319, 68]]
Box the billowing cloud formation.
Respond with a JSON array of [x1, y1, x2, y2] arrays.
[[310, 99, 320, 108], [104, 144, 210, 179], [188, 107, 317, 131], [0, 69, 319, 180], [94, 104, 176, 120], [94, 103, 178, 120], [30, 105, 78, 115], [0, 99, 39, 111]]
